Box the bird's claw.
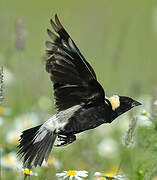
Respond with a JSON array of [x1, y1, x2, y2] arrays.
[[55, 134, 76, 147]]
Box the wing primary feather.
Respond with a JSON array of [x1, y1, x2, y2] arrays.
[[45, 41, 57, 50], [53, 16, 97, 80], [47, 28, 58, 42], [50, 19, 60, 32], [68, 38, 77, 53], [45, 15, 105, 110], [48, 16, 97, 80], [55, 14, 63, 30]]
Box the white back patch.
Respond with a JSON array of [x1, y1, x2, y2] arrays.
[[106, 95, 120, 111], [35, 104, 81, 143]]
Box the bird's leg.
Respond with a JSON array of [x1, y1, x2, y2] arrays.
[[55, 134, 76, 147]]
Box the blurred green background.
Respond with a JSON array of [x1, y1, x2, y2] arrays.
[[0, 0, 157, 179]]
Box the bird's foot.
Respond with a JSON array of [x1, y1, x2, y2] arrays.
[[55, 134, 76, 147]]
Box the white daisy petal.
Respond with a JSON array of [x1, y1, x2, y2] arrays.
[[75, 175, 82, 180], [78, 174, 88, 178], [77, 170, 88, 174], [63, 175, 69, 179], [1, 152, 22, 169], [22, 168, 38, 176], [69, 175, 74, 180], [56, 172, 66, 177], [14, 112, 39, 131], [94, 172, 102, 176], [56, 170, 88, 180], [6, 130, 20, 145], [94, 171, 127, 180], [76, 170, 88, 177]]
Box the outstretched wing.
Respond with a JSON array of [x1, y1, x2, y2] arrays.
[[46, 14, 105, 110]]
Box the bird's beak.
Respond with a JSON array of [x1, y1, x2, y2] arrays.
[[132, 100, 142, 107]]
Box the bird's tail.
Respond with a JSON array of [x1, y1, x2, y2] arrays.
[[18, 125, 57, 167]]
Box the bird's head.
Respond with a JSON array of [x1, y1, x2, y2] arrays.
[[106, 95, 142, 120]]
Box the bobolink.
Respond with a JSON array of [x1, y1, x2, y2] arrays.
[[18, 14, 141, 167]]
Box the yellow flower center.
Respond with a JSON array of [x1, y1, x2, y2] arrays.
[[23, 169, 32, 175], [66, 170, 77, 175], [4, 155, 13, 164], [99, 178, 107, 180], [105, 173, 114, 178], [47, 156, 55, 165], [0, 107, 3, 115], [12, 136, 19, 144], [109, 166, 119, 174]]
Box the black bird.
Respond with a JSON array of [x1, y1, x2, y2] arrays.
[[18, 14, 141, 167]]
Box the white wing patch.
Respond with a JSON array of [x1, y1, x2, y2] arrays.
[[106, 95, 120, 111], [33, 105, 81, 143]]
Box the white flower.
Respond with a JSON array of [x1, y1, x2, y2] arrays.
[[94, 171, 127, 180], [56, 170, 88, 180], [0, 152, 22, 169], [97, 138, 118, 157], [0, 106, 11, 116], [14, 112, 39, 131], [6, 112, 39, 145], [42, 156, 62, 170], [6, 130, 20, 145], [22, 168, 37, 176]]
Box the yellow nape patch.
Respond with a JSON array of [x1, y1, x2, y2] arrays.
[[106, 95, 120, 111]]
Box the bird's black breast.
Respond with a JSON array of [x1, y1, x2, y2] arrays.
[[62, 104, 112, 134]]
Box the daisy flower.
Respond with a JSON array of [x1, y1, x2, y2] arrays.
[[0, 152, 22, 169], [6, 130, 20, 145], [0, 106, 11, 116], [6, 112, 39, 145], [94, 171, 126, 180], [23, 168, 37, 176], [56, 170, 88, 180], [14, 112, 39, 130], [42, 156, 62, 170], [97, 138, 118, 157]]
